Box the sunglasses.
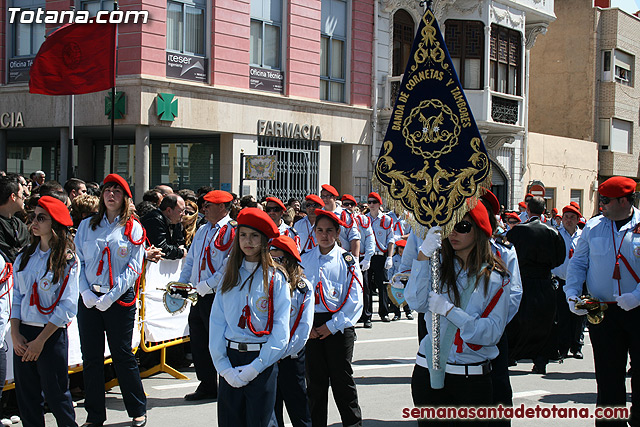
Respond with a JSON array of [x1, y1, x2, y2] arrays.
[[265, 207, 283, 213], [342, 202, 355, 207], [507, 220, 519, 225], [307, 203, 322, 209], [367, 200, 380, 204], [599, 196, 616, 205], [453, 220, 473, 234]]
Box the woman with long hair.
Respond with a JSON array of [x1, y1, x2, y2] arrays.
[[209, 208, 291, 427], [269, 235, 313, 427], [11, 195, 78, 427], [75, 174, 147, 427], [406, 202, 511, 427], [301, 209, 363, 427]]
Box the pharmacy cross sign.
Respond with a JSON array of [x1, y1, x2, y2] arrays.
[[157, 93, 178, 121]]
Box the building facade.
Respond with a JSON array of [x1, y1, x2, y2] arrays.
[[529, 0, 637, 217], [374, 0, 555, 210], [0, 0, 375, 202]]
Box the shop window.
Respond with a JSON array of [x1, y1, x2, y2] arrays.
[[489, 24, 521, 96], [445, 20, 484, 90], [320, 0, 347, 102], [150, 139, 220, 190], [167, 0, 206, 56], [250, 0, 282, 69]]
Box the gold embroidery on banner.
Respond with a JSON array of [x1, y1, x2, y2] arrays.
[[411, 10, 449, 74]]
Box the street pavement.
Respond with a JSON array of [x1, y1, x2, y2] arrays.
[[40, 314, 630, 426]]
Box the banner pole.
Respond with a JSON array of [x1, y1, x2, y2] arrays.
[[110, 1, 119, 173]]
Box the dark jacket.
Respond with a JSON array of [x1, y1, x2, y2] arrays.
[[141, 208, 186, 260], [0, 215, 30, 263], [506, 217, 566, 278]]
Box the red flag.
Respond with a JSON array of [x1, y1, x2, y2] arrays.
[[29, 23, 116, 96]]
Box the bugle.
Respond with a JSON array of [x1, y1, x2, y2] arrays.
[[575, 295, 607, 325], [158, 281, 198, 314]]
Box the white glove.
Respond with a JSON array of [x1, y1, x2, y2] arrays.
[[195, 281, 212, 297], [616, 293, 640, 311], [81, 290, 98, 308], [359, 259, 371, 271], [420, 226, 442, 258], [428, 290, 454, 316], [236, 364, 260, 383], [567, 297, 588, 316], [95, 295, 113, 312], [220, 368, 247, 388], [384, 257, 393, 270]]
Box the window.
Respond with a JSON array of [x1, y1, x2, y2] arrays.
[[320, 0, 347, 102], [544, 187, 556, 214], [489, 25, 521, 96], [602, 49, 634, 86], [611, 118, 632, 153], [11, 0, 45, 58], [166, 0, 206, 56], [250, 0, 282, 69], [570, 189, 583, 208], [151, 140, 220, 189], [603, 50, 612, 81], [81, 0, 115, 16], [599, 118, 611, 150], [445, 20, 484, 90], [393, 10, 414, 76]]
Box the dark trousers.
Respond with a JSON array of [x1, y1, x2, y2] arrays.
[[418, 312, 427, 344], [273, 350, 311, 427], [366, 255, 391, 319], [489, 332, 512, 427], [359, 257, 371, 322], [188, 293, 217, 394], [555, 278, 586, 357], [218, 348, 277, 427], [14, 325, 76, 427], [77, 291, 146, 423], [589, 304, 639, 426], [306, 314, 362, 427], [0, 342, 6, 403], [411, 364, 493, 427]]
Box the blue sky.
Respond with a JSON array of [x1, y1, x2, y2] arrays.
[[611, 0, 640, 13]]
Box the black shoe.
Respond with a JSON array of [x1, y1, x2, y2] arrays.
[[406, 313, 414, 320], [381, 315, 390, 322], [81, 423, 104, 427], [572, 350, 583, 359], [392, 314, 400, 321], [184, 391, 217, 401], [131, 415, 147, 427], [531, 365, 546, 374], [364, 320, 372, 328], [508, 359, 517, 367]]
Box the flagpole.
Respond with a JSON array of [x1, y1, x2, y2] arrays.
[[110, 0, 119, 173], [68, 1, 76, 180]]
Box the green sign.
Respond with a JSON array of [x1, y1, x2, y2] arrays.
[[157, 93, 178, 121], [105, 91, 126, 119]]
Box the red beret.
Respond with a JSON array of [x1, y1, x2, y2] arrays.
[[341, 194, 357, 204], [552, 208, 558, 215], [103, 174, 132, 198], [270, 235, 302, 262], [305, 194, 325, 208], [570, 201, 581, 210], [525, 193, 533, 199], [395, 239, 407, 248], [481, 190, 500, 214], [505, 212, 521, 223], [599, 176, 637, 198], [314, 209, 346, 227], [468, 202, 492, 237], [579, 219, 586, 225], [265, 197, 286, 211], [38, 196, 72, 226], [204, 190, 233, 204], [321, 184, 339, 197], [237, 207, 279, 239], [368, 192, 382, 204], [562, 205, 582, 218], [518, 201, 527, 209]]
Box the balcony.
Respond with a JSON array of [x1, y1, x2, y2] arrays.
[[491, 96, 519, 125]]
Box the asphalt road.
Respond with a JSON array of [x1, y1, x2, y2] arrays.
[[38, 314, 630, 426]]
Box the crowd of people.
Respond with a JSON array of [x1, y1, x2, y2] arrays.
[[0, 170, 635, 427]]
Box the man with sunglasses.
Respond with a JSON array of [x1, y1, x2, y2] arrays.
[[566, 176, 640, 426], [320, 184, 361, 257], [295, 194, 324, 253], [0, 174, 30, 263], [506, 196, 566, 375], [265, 196, 300, 250]]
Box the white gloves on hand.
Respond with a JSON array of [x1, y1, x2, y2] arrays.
[[236, 364, 260, 383], [95, 295, 112, 312], [428, 290, 454, 316], [616, 293, 640, 311], [420, 226, 442, 258], [196, 281, 212, 297], [359, 259, 371, 272], [219, 368, 247, 388], [81, 290, 98, 308], [384, 257, 393, 270], [567, 297, 588, 316]]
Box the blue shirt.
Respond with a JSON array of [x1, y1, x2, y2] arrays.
[[209, 260, 291, 373], [301, 244, 363, 334], [278, 222, 300, 252], [296, 216, 316, 254], [284, 277, 314, 358], [490, 239, 522, 323], [367, 212, 395, 254], [388, 211, 412, 240], [406, 258, 510, 367], [400, 231, 422, 274], [12, 248, 79, 327], [551, 225, 581, 280], [354, 214, 375, 261], [0, 256, 9, 347], [566, 208, 640, 302], [75, 215, 145, 307], [179, 215, 234, 290], [331, 207, 361, 251]]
